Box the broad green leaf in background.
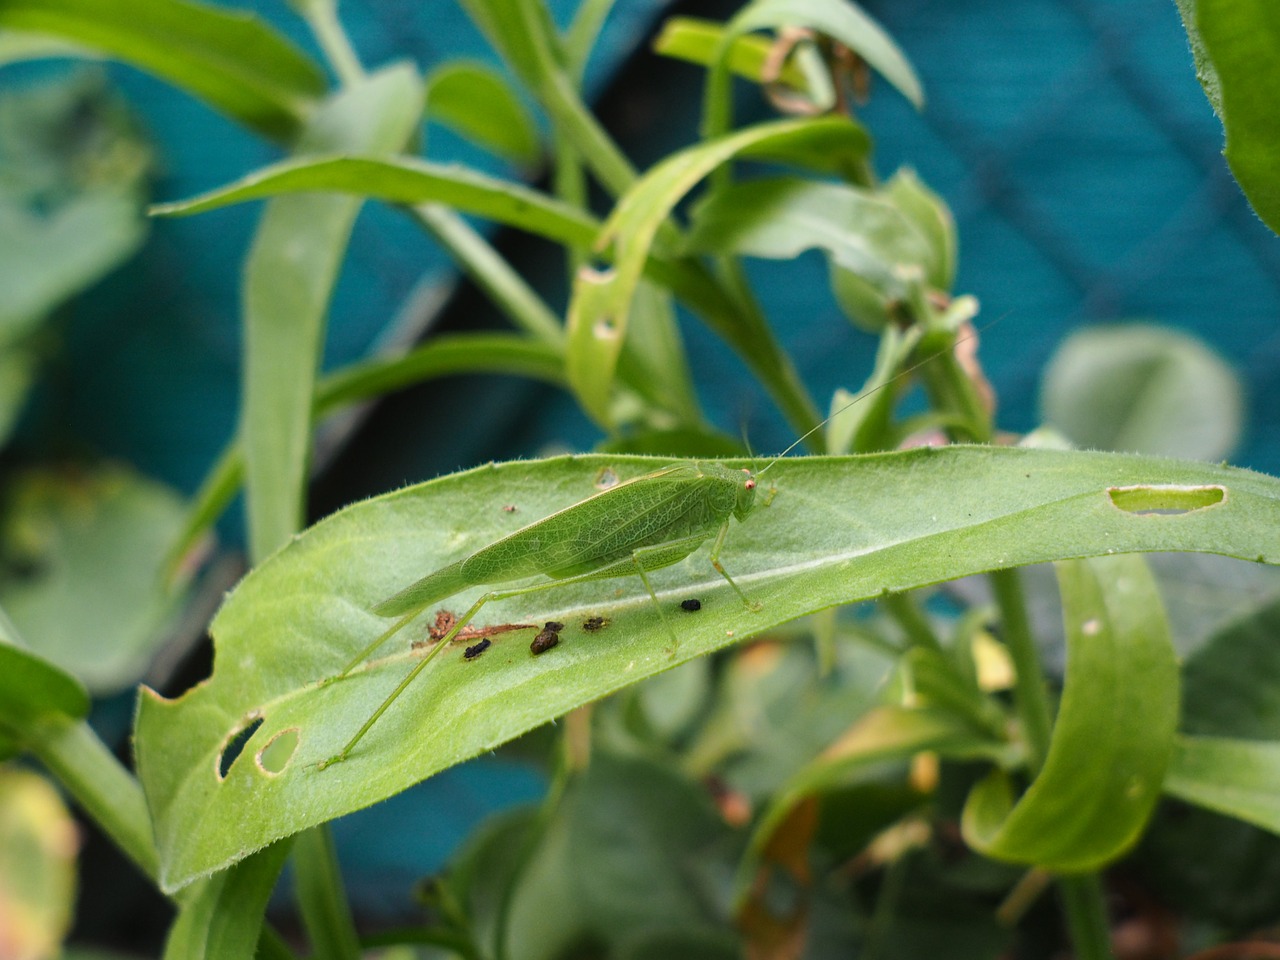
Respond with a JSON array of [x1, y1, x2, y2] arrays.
[[885, 168, 956, 291], [0, 465, 191, 694], [502, 751, 737, 960], [425, 60, 541, 166], [151, 154, 599, 250], [683, 176, 935, 314], [1183, 0, 1280, 234], [135, 447, 1280, 890], [0, 72, 152, 345], [1146, 597, 1280, 878], [565, 115, 870, 426], [1165, 736, 1280, 836], [161, 843, 292, 960], [0, 191, 145, 343], [0, 0, 325, 140], [962, 554, 1179, 872], [1040, 324, 1243, 461], [240, 64, 422, 562], [0, 765, 78, 960], [0, 629, 89, 737], [0, 346, 37, 448]]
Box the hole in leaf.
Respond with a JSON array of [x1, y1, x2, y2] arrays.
[[256, 728, 299, 776], [217, 715, 263, 780], [1107, 484, 1226, 515]]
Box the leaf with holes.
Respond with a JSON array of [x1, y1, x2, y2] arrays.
[[565, 115, 871, 426], [135, 447, 1280, 891]]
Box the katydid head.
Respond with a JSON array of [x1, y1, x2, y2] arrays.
[[733, 468, 758, 521]]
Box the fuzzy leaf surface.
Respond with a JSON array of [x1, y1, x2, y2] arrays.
[[135, 447, 1280, 890]]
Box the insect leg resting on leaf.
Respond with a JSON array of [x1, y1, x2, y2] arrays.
[[318, 460, 767, 768]]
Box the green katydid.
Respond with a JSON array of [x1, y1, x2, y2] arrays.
[[318, 321, 991, 769]]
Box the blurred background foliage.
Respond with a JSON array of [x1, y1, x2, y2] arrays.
[[0, 0, 1276, 956]]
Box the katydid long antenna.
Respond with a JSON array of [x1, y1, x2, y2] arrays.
[[756, 313, 1011, 478]]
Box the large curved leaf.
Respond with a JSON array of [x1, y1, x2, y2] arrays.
[[962, 554, 1179, 872], [0, 0, 324, 140], [565, 115, 870, 426], [135, 447, 1280, 891]]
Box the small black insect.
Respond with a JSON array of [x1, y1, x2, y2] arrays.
[[530, 628, 560, 655], [582, 615, 608, 632], [543, 620, 565, 632], [680, 598, 702, 612], [463, 639, 492, 660]]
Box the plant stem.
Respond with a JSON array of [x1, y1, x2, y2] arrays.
[[1059, 874, 1115, 960], [989, 567, 1115, 960], [300, 0, 365, 86], [988, 567, 1051, 772], [410, 205, 564, 345], [293, 825, 362, 960], [881, 591, 943, 654], [31, 717, 158, 880]]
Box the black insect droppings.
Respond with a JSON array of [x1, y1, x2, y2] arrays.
[[530, 628, 560, 655], [582, 615, 608, 632], [543, 620, 565, 632], [680, 598, 702, 612], [464, 639, 492, 660]]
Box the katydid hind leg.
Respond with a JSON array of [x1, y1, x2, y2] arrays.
[[319, 591, 493, 768]]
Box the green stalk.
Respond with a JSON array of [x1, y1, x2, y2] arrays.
[[30, 717, 158, 880], [880, 591, 943, 654], [293, 0, 365, 86], [989, 567, 1114, 960], [293, 826, 362, 960], [410, 205, 564, 345], [988, 568, 1051, 772], [1058, 874, 1115, 960]]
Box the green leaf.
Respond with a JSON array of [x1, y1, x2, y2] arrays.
[[566, 116, 870, 426], [241, 64, 422, 562], [502, 751, 736, 959], [0, 636, 90, 736], [0, 0, 325, 140], [135, 447, 1280, 890], [425, 60, 541, 166], [150, 154, 598, 250], [652, 16, 813, 91], [684, 176, 934, 304], [0, 73, 151, 344], [0, 28, 97, 65], [0, 345, 37, 447], [1193, 0, 1280, 234], [726, 0, 923, 108], [962, 554, 1179, 872], [1166, 735, 1280, 836], [1180, 593, 1280, 737], [162, 843, 292, 960], [885, 168, 956, 291], [1039, 324, 1244, 461], [0, 465, 192, 694]]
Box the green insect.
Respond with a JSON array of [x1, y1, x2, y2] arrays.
[[319, 461, 770, 768], [319, 322, 995, 769]]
